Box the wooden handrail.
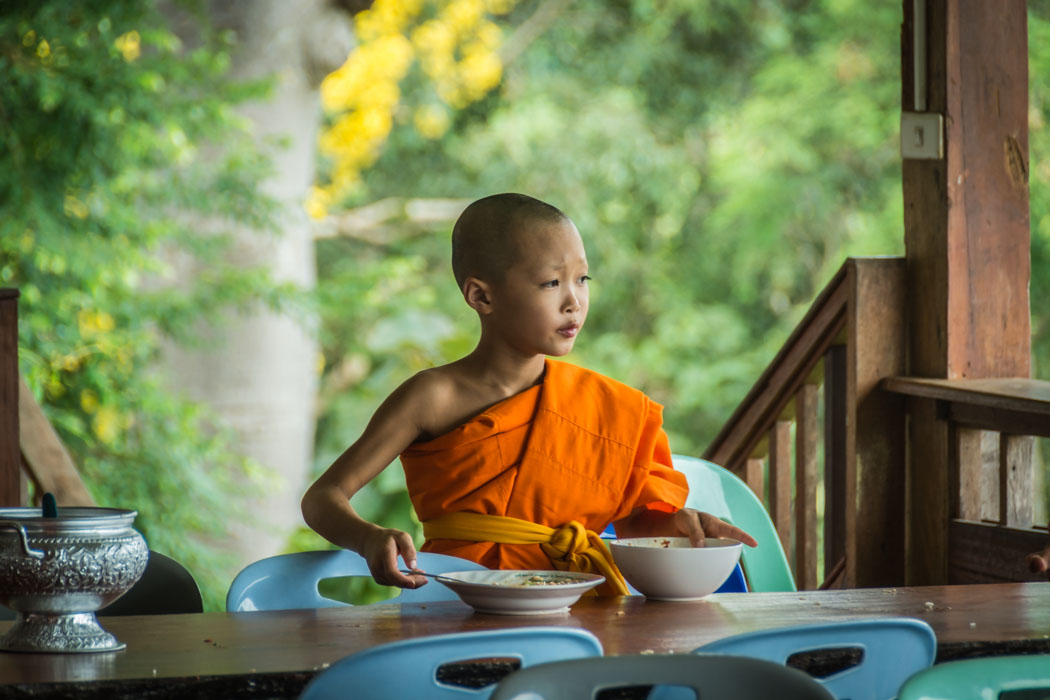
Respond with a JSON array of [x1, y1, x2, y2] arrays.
[[703, 264, 849, 471]]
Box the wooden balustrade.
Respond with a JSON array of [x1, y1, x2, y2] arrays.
[[882, 377, 1050, 584], [704, 258, 907, 590]]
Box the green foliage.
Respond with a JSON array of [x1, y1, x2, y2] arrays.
[[0, 0, 290, 610]]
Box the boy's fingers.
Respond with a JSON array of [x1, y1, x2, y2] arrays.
[[698, 512, 758, 548], [675, 508, 704, 547], [393, 532, 426, 589]]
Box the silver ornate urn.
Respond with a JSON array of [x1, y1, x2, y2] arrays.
[[0, 507, 148, 653]]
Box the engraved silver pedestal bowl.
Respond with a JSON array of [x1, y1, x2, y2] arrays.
[[0, 507, 148, 653]]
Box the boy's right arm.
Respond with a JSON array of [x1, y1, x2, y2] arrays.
[[300, 375, 434, 590]]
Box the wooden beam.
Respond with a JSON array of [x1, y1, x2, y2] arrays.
[[884, 377, 1050, 413], [19, 377, 96, 507], [0, 289, 19, 506], [948, 519, 1048, 584]]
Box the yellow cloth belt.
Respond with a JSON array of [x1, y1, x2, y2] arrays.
[[422, 511, 630, 596]]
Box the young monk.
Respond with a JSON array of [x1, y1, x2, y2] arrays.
[[301, 193, 757, 595]]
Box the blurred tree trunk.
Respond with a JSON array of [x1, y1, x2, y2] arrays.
[[160, 0, 357, 573]]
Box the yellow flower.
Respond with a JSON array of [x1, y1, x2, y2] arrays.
[[36, 39, 50, 59], [63, 194, 89, 220], [80, 390, 99, 414], [93, 406, 121, 445], [305, 186, 331, 220], [444, 0, 484, 36], [459, 46, 502, 97], [60, 353, 82, 372], [78, 309, 115, 337], [414, 104, 450, 139], [114, 31, 140, 62]]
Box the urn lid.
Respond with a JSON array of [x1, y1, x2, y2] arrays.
[[0, 507, 138, 535]]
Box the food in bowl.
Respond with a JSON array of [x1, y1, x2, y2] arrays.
[[609, 536, 742, 601], [493, 572, 585, 587]]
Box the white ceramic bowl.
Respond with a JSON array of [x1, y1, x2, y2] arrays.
[[609, 537, 742, 601], [435, 570, 605, 615]]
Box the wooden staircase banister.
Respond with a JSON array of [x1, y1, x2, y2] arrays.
[[703, 263, 850, 470]]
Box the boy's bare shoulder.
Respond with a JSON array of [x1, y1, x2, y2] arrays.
[[395, 363, 486, 440], [397, 365, 460, 403]]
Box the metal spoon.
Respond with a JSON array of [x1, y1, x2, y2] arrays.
[[398, 569, 442, 580]]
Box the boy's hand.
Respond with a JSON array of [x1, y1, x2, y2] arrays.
[[673, 508, 758, 549], [1026, 544, 1050, 579], [361, 527, 428, 589]]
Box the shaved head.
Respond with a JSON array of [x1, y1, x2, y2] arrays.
[[451, 193, 570, 290]]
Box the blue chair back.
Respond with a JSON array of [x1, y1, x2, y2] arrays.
[[898, 654, 1050, 700], [692, 618, 937, 700], [299, 627, 604, 700], [490, 653, 834, 700], [226, 549, 487, 612], [673, 454, 796, 592]]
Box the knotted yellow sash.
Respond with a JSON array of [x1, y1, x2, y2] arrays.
[[422, 511, 630, 596]]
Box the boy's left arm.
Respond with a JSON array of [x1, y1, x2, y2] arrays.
[[615, 507, 758, 548]]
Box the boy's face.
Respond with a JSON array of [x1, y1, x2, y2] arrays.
[[488, 219, 589, 358]]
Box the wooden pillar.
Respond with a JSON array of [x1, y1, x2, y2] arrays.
[[0, 289, 20, 505], [901, 0, 1030, 584], [849, 259, 908, 588]]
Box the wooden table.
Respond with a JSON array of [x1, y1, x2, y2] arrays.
[[2, 582, 1050, 698]]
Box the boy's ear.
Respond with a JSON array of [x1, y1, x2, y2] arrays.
[[463, 278, 494, 314]]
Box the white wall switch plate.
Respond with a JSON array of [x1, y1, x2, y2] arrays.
[[900, 112, 944, 160]]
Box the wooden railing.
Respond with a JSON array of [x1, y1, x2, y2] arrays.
[[704, 258, 908, 590], [883, 377, 1050, 584]]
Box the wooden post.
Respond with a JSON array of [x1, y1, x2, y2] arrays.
[[823, 344, 847, 582], [0, 289, 20, 505], [769, 421, 793, 559], [901, 0, 1030, 584], [795, 384, 818, 590], [848, 259, 908, 588]]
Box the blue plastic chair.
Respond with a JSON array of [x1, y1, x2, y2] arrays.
[[226, 549, 487, 612], [689, 618, 937, 700], [673, 454, 796, 592], [490, 653, 834, 700], [897, 654, 1050, 700], [298, 627, 604, 700]]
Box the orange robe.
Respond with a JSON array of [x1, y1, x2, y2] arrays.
[[399, 358, 689, 571]]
